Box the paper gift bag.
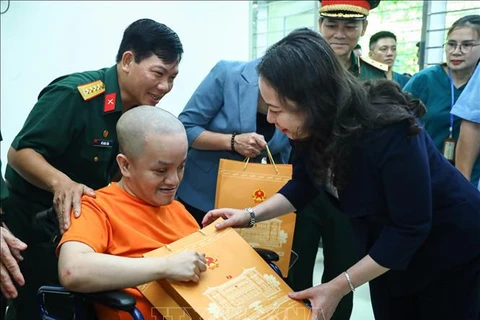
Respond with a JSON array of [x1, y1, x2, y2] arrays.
[[138, 218, 311, 320], [214, 156, 296, 277]]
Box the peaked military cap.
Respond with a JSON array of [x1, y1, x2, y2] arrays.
[[319, 0, 381, 20]]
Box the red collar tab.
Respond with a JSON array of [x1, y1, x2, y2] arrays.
[[104, 93, 116, 113]]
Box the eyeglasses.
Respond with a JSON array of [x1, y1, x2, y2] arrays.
[[443, 41, 480, 54]]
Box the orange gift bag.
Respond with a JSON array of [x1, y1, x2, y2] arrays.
[[214, 147, 296, 277]]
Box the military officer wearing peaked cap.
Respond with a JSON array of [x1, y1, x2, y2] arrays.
[[288, 1, 388, 320], [3, 18, 183, 319], [319, 0, 388, 80]]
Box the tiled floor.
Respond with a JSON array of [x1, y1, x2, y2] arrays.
[[312, 248, 375, 319]]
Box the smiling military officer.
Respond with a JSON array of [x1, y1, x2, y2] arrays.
[[3, 19, 183, 319]]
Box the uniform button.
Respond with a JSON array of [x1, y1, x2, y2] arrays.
[[93, 156, 99, 162], [103, 130, 108, 138]]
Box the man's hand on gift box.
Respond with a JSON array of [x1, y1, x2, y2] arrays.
[[289, 282, 343, 320], [163, 250, 207, 283]]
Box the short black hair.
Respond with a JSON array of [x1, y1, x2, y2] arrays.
[[116, 19, 183, 65], [369, 31, 396, 50]]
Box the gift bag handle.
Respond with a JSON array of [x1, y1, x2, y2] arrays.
[[243, 145, 279, 174]]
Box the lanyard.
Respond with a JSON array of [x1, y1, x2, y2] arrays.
[[447, 68, 455, 138]]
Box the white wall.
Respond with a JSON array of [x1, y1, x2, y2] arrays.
[[0, 0, 251, 174]]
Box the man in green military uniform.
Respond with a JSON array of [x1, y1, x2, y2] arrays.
[[318, 0, 387, 79], [3, 19, 183, 319], [288, 1, 386, 319]]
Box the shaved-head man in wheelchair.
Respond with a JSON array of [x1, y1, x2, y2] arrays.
[[56, 106, 207, 319]]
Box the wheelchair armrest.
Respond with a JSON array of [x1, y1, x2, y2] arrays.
[[79, 290, 136, 312], [254, 248, 279, 262], [37, 285, 136, 313]]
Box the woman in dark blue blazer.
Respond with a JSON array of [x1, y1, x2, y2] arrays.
[[203, 28, 480, 320]]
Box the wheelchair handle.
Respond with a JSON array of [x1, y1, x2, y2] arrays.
[[35, 207, 56, 221]]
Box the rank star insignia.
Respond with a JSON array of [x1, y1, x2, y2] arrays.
[[77, 80, 105, 101], [253, 188, 267, 203]]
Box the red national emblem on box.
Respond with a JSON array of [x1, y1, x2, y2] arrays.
[[252, 188, 267, 203], [205, 256, 219, 270]]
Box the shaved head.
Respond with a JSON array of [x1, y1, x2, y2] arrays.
[[117, 106, 186, 158]]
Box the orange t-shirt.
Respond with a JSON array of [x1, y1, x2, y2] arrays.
[[58, 183, 199, 320]]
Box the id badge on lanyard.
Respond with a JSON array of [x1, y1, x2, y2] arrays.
[[442, 68, 456, 163]]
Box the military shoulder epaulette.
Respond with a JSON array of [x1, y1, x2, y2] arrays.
[[77, 80, 106, 101], [359, 56, 389, 72]]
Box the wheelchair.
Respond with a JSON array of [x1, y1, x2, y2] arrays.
[[37, 248, 282, 320]]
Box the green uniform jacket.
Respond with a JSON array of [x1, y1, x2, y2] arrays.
[[5, 66, 122, 209], [348, 52, 386, 80]]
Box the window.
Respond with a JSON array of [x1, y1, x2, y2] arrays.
[[362, 1, 424, 74], [251, 0, 318, 59], [424, 1, 480, 67], [251, 1, 480, 72]]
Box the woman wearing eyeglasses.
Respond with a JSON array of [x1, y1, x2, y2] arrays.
[[404, 15, 480, 188]]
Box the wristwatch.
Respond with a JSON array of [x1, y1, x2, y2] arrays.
[[245, 207, 256, 228]]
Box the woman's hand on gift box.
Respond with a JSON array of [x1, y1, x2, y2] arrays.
[[202, 208, 249, 229], [233, 133, 267, 158], [288, 281, 344, 320], [163, 250, 207, 283]]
